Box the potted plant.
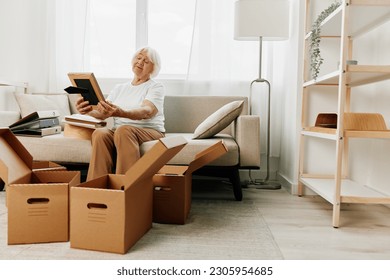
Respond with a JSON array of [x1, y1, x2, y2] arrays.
[[309, 1, 342, 80]]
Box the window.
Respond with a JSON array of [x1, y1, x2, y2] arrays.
[[86, 0, 195, 78], [148, 0, 196, 77], [87, 0, 136, 78]]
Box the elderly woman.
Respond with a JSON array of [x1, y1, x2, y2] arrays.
[[76, 47, 165, 180]]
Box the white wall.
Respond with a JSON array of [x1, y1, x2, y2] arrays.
[[277, 0, 303, 191]]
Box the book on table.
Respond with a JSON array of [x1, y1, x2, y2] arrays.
[[63, 114, 106, 129], [12, 125, 62, 137], [9, 110, 60, 131]]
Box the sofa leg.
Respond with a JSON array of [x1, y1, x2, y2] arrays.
[[229, 168, 242, 201]]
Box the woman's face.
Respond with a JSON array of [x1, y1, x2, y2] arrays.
[[132, 50, 154, 78]]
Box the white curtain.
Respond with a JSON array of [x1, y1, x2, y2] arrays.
[[0, 0, 88, 93], [47, 0, 89, 92], [185, 0, 285, 158], [185, 0, 258, 94]]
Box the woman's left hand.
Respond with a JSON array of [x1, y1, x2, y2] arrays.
[[96, 101, 121, 118]]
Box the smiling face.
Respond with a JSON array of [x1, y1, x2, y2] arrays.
[[131, 50, 154, 79]]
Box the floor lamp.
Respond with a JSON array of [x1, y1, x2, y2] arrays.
[[234, 0, 289, 189]]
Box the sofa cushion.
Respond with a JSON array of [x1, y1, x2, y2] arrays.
[[17, 132, 239, 167], [14, 94, 71, 128], [192, 101, 244, 139], [17, 133, 92, 163]]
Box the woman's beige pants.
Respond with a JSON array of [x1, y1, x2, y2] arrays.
[[87, 125, 164, 181]]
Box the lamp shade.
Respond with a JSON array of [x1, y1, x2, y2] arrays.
[[234, 0, 289, 41]]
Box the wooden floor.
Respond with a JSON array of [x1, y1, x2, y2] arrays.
[[247, 186, 390, 259]]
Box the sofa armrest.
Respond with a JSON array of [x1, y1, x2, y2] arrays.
[[0, 111, 20, 127], [235, 115, 260, 168]]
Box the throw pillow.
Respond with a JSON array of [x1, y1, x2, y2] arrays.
[[14, 94, 71, 129], [192, 100, 244, 139]]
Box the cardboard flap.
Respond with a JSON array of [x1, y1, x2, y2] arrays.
[[186, 141, 228, 174], [157, 165, 189, 176], [32, 170, 81, 187], [77, 175, 110, 190], [159, 136, 188, 149], [123, 136, 187, 190], [0, 128, 33, 184]]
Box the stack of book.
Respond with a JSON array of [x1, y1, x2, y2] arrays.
[[9, 110, 62, 137], [63, 114, 107, 140], [63, 114, 107, 129]]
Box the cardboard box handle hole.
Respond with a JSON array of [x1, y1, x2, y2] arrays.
[[27, 198, 50, 204], [154, 186, 172, 191], [87, 203, 108, 209]]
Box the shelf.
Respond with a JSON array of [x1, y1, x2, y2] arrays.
[[300, 177, 390, 204], [303, 65, 390, 87], [302, 128, 390, 139], [344, 130, 390, 138], [302, 127, 337, 140], [347, 65, 390, 86], [304, 111, 390, 139], [303, 70, 340, 87], [307, 3, 390, 38]]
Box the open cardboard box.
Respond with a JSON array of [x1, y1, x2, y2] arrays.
[[0, 128, 80, 244], [70, 136, 187, 254], [153, 140, 228, 224]]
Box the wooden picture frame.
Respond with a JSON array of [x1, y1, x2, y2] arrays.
[[67, 72, 105, 106]]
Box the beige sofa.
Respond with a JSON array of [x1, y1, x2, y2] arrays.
[[0, 93, 260, 200]]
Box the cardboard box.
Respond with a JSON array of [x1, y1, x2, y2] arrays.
[[70, 136, 187, 254], [0, 128, 80, 244], [153, 140, 228, 224]]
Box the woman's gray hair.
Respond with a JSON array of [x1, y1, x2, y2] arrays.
[[133, 46, 161, 78]]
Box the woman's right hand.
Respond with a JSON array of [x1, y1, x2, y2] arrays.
[[75, 97, 93, 114]]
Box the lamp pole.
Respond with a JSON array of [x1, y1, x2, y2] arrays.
[[249, 36, 281, 189]]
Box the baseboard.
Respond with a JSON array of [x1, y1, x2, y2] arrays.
[[276, 172, 320, 196], [276, 173, 294, 194]]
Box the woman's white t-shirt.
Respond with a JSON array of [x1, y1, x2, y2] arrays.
[[106, 79, 165, 132]]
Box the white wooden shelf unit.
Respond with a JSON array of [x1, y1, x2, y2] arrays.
[[298, 0, 390, 227]]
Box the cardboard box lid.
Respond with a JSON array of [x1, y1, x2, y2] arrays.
[[0, 128, 33, 185], [158, 140, 228, 176], [123, 136, 187, 190]]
